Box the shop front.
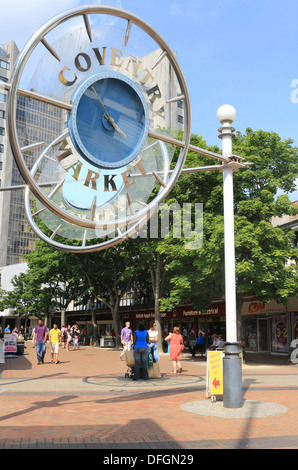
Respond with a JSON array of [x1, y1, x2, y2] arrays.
[[124, 303, 226, 344], [241, 299, 298, 355]]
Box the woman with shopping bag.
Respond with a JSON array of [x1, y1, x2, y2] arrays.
[[165, 326, 184, 374]]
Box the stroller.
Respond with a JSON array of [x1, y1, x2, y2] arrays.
[[124, 345, 135, 379]]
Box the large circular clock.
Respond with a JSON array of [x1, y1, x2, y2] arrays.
[[68, 71, 149, 169], [7, 5, 191, 251]]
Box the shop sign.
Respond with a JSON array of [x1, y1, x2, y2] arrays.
[[206, 350, 224, 397], [249, 302, 265, 313], [4, 334, 17, 354], [272, 315, 289, 353]]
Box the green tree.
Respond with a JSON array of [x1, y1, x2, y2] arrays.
[[159, 128, 298, 339]]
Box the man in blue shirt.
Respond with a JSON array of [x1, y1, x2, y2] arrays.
[[192, 331, 206, 358], [4, 325, 10, 333]]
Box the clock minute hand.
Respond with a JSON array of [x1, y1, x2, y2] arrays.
[[92, 86, 127, 139], [92, 86, 110, 116]]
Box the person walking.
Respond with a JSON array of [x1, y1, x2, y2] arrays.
[[60, 325, 67, 349], [33, 319, 48, 365], [49, 323, 61, 364], [165, 326, 184, 373], [71, 323, 80, 350], [120, 321, 133, 360], [133, 322, 149, 381], [148, 320, 159, 363], [66, 325, 72, 351], [192, 331, 206, 358]]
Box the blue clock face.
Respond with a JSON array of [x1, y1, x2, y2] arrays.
[[68, 71, 149, 169]]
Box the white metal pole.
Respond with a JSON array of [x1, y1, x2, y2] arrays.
[[217, 106, 237, 343], [217, 105, 243, 408]]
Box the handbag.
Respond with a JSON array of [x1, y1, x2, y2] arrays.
[[125, 348, 135, 367], [148, 362, 161, 379]]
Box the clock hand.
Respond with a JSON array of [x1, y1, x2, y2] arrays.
[[92, 86, 127, 138], [103, 114, 127, 139]]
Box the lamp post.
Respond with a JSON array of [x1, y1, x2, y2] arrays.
[[217, 105, 243, 408]]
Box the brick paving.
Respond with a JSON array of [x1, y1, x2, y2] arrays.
[[0, 342, 297, 450]]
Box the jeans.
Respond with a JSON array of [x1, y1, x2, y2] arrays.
[[134, 347, 149, 380], [36, 341, 46, 363]]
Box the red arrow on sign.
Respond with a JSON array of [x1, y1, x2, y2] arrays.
[[212, 377, 221, 389]]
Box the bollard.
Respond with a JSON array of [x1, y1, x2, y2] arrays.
[[223, 342, 243, 408]]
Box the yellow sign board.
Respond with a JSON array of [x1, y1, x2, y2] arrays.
[[208, 350, 224, 395]]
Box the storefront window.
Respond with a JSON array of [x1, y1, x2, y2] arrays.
[[294, 315, 298, 340], [272, 315, 289, 353], [243, 317, 258, 351]]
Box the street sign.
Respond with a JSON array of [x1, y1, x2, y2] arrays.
[[206, 350, 224, 401]]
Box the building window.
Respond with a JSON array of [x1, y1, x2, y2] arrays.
[[0, 93, 6, 102], [178, 115, 183, 124], [0, 76, 8, 83], [0, 110, 5, 119], [0, 127, 4, 136], [177, 100, 183, 109], [0, 144, 4, 153], [0, 60, 9, 70]]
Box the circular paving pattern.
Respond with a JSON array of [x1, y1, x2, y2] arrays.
[[180, 400, 288, 419], [83, 373, 204, 390]]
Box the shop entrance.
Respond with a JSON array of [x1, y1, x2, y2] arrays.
[[257, 318, 269, 352]]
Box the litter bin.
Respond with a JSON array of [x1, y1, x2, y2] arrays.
[[17, 341, 25, 355]]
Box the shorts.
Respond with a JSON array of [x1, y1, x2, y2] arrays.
[[50, 343, 59, 354]]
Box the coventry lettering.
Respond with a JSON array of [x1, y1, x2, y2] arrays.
[[58, 46, 165, 119]]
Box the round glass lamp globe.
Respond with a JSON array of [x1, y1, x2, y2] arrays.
[[216, 105, 236, 124]]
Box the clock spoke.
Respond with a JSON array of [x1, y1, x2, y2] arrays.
[[166, 95, 185, 104], [152, 171, 167, 189], [32, 178, 66, 218], [126, 193, 135, 216], [50, 224, 62, 240], [152, 51, 167, 70], [41, 38, 61, 62], [21, 142, 45, 153], [90, 196, 97, 221], [83, 14, 93, 43], [124, 20, 132, 47], [4, 82, 72, 111]]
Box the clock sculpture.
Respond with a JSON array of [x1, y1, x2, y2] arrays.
[[6, 5, 191, 252]]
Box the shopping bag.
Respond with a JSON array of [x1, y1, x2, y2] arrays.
[[147, 352, 154, 367], [125, 348, 135, 367], [148, 362, 161, 379]]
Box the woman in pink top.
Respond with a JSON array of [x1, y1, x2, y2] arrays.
[[165, 326, 184, 374]]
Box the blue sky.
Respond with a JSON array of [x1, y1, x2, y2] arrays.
[[2, 0, 298, 198]]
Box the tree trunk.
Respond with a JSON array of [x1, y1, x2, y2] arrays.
[[61, 308, 66, 328], [149, 252, 163, 353], [90, 296, 99, 346], [111, 296, 121, 348]]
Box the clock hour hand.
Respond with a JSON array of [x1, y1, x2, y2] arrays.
[[92, 86, 127, 138], [104, 114, 127, 139]]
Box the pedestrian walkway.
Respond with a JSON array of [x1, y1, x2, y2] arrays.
[[0, 342, 297, 449]]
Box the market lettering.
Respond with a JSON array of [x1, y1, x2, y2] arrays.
[[63, 159, 148, 191]]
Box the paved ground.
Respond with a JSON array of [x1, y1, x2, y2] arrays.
[[0, 341, 297, 450]]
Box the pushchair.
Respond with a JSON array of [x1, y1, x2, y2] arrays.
[[124, 345, 135, 379]]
